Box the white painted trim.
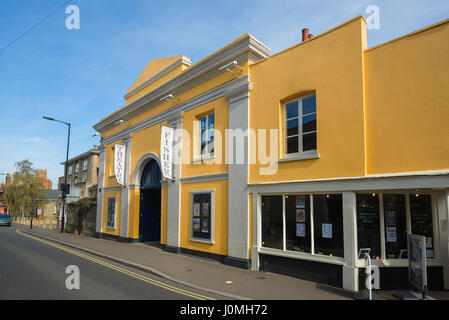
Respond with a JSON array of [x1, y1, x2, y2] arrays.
[[251, 170, 449, 186], [180, 173, 228, 184], [132, 152, 162, 186], [103, 186, 122, 191], [248, 172, 449, 194], [278, 153, 320, 162], [258, 247, 345, 266]]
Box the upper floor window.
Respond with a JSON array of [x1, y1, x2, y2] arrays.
[[198, 112, 214, 157], [75, 162, 79, 173], [83, 160, 88, 171], [68, 166, 73, 175], [284, 94, 317, 155]]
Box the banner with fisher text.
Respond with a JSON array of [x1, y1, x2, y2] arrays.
[[160, 125, 174, 180]]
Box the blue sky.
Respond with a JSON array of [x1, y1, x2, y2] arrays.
[[1, 0, 448, 186]]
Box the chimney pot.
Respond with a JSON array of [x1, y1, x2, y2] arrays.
[[308, 34, 313, 39], [302, 28, 309, 42]]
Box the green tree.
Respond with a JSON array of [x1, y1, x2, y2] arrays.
[[3, 160, 46, 220]]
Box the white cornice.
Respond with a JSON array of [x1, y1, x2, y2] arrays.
[[93, 34, 270, 134]]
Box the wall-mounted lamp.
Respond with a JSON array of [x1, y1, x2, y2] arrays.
[[218, 60, 243, 75], [160, 94, 174, 102]]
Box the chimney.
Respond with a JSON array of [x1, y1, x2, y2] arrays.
[[302, 28, 309, 42], [308, 34, 313, 39], [5, 173, 11, 187]]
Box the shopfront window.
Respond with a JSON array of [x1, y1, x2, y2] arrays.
[[285, 195, 311, 253], [410, 194, 434, 258], [261, 195, 283, 250], [356, 193, 381, 259], [313, 194, 344, 257], [383, 194, 407, 259]]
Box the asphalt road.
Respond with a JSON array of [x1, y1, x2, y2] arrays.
[[0, 225, 225, 300]]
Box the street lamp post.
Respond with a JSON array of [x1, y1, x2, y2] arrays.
[[43, 116, 70, 233]]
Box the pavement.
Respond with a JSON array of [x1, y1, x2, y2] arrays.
[[14, 223, 355, 300]]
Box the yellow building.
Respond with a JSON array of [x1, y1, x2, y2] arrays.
[[93, 15, 449, 292]]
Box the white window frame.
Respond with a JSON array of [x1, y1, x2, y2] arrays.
[[68, 166, 73, 175], [83, 159, 88, 171], [106, 196, 117, 230], [190, 189, 215, 244], [283, 93, 317, 158], [195, 112, 215, 160], [75, 162, 79, 173]]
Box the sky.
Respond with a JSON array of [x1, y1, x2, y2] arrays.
[[0, 0, 448, 186]]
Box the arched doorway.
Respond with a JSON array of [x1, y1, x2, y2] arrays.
[[139, 159, 162, 243]]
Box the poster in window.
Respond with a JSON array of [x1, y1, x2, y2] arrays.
[[386, 227, 397, 242], [426, 237, 432, 248], [296, 196, 305, 209], [107, 198, 115, 228], [385, 210, 396, 226], [322, 223, 332, 239], [296, 208, 305, 223], [193, 203, 200, 217], [202, 202, 209, 217], [296, 223, 306, 237], [193, 218, 200, 231]]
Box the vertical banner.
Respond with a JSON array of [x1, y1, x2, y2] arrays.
[[114, 144, 126, 185], [161, 125, 174, 180]]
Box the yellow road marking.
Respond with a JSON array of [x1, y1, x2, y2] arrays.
[[16, 229, 215, 300]]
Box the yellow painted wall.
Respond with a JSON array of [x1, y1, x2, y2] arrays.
[[365, 19, 449, 174], [129, 123, 162, 183], [180, 180, 228, 256], [249, 17, 368, 183], [181, 97, 229, 178]]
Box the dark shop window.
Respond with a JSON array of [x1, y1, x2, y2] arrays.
[[285, 194, 311, 253], [410, 194, 434, 258], [383, 194, 408, 259], [357, 193, 381, 259], [261, 195, 283, 250], [313, 194, 344, 257]]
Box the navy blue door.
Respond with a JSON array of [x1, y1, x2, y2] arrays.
[[139, 160, 161, 242]]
